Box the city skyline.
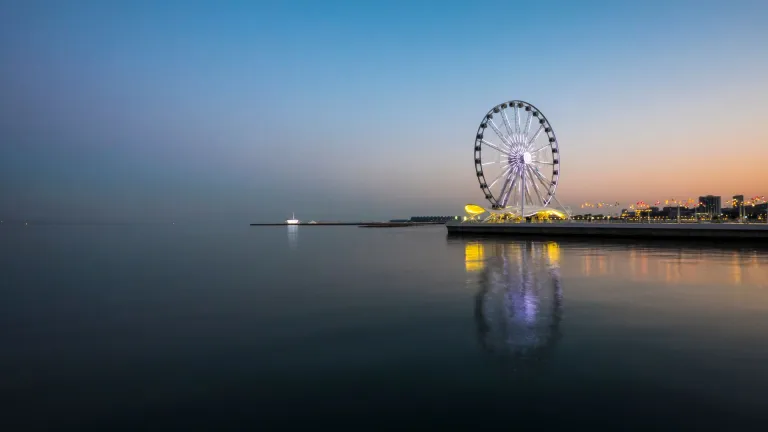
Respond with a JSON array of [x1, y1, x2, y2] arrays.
[[1, 1, 767, 223]]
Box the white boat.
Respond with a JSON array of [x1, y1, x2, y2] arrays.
[[286, 212, 299, 224]]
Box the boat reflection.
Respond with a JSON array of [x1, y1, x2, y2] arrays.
[[287, 225, 298, 250], [467, 241, 563, 366]]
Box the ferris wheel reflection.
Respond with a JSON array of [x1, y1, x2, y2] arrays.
[[467, 241, 563, 365]]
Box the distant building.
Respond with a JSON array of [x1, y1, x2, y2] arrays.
[[748, 203, 767, 220], [698, 195, 721, 217], [662, 206, 678, 217], [410, 216, 461, 223], [731, 195, 745, 220], [756, 203, 768, 220]]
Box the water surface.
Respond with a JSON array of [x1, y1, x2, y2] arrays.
[[3, 224, 768, 429]]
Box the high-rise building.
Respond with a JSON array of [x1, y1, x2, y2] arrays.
[[698, 195, 721, 217]]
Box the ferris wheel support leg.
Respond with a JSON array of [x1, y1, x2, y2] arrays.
[[521, 172, 525, 221]]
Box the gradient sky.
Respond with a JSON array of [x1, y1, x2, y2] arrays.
[[1, 0, 767, 222]]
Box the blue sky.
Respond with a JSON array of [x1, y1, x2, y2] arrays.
[[1, 0, 767, 222]]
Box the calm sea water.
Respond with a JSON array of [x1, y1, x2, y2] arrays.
[[3, 224, 768, 429]]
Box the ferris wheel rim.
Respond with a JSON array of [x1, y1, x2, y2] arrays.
[[473, 100, 560, 213]]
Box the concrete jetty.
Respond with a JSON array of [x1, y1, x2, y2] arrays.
[[445, 221, 768, 240]]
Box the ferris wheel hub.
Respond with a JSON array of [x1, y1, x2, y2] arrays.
[[522, 152, 532, 164]]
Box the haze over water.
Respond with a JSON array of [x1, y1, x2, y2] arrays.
[[4, 224, 768, 429]]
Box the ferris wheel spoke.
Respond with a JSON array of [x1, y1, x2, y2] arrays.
[[530, 143, 551, 153], [523, 111, 533, 139], [530, 165, 549, 184], [526, 181, 535, 207], [499, 177, 517, 208], [488, 120, 512, 147], [520, 173, 529, 207], [488, 165, 513, 190], [526, 166, 546, 206], [480, 139, 511, 156], [500, 167, 520, 207], [525, 170, 536, 206], [498, 174, 514, 207], [526, 125, 544, 150], [531, 166, 554, 194], [500, 109, 515, 136], [514, 106, 521, 133]]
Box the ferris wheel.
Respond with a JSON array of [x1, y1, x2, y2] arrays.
[[474, 100, 561, 216]]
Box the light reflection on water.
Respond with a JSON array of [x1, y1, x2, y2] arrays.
[[457, 236, 768, 377], [461, 237, 768, 288], [469, 242, 563, 365], [287, 225, 298, 250]]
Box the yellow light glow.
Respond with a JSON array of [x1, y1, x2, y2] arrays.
[[464, 204, 486, 215], [533, 209, 568, 219], [465, 242, 485, 272], [546, 242, 560, 266]]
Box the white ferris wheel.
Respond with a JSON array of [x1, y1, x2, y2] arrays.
[[474, 100, 566, 217]]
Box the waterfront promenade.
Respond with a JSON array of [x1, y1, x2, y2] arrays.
[[446, 221, 768, 240]]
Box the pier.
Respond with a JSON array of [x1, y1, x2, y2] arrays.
[[250, 221, 444, 227], [446, 221, 768, 240]]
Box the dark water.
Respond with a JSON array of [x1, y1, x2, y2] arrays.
[[3, 224, 768, 429]]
